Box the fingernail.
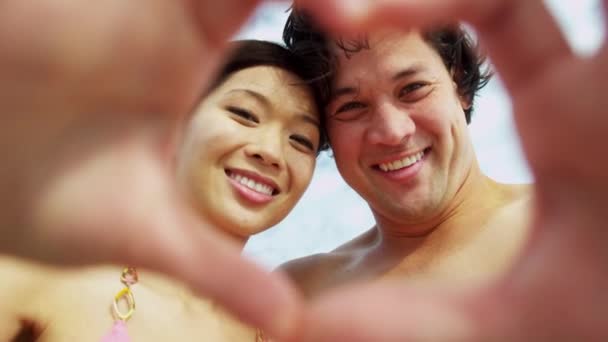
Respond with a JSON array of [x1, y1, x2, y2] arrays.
[[337, 0, 372, 22]]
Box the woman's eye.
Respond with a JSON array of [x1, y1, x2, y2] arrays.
[[290, 134, 315, 152], [227, 106, 259, 123]]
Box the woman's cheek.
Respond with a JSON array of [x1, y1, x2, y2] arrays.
[[292, 155, 316, 187]]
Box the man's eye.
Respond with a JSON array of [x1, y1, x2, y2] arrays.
[[227, 106, 259, 123], [330, 101, 367, 122], [398, 83, 429, 101], [335, 101, 366, 114], [290, 134, 315, 152]]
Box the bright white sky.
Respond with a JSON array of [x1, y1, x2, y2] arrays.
[[240, 0, 606, 268]]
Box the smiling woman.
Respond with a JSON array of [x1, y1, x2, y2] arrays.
[[0, 40, 326, 342], [177, 41, 329, 239]]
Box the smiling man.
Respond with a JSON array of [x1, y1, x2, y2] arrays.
[[281, 18, 532, 296]]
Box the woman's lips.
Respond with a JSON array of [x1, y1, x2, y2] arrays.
[[225, 169, 278, 204]]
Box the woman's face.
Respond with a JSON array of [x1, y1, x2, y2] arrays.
[[177, 66, 320, 238]]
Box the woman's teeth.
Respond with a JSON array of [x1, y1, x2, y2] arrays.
[[230, 173, 274, 196]]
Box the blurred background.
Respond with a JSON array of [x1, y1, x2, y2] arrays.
[[240, 0, 606, 268]]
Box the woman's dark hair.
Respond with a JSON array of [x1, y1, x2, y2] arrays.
[[205, 39, 329, 153], [283, 10, 492, 124]]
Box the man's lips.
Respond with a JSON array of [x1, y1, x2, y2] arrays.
[[373, 147, 431, 172]]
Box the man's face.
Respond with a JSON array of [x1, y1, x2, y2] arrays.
[[326, 31, 475, 225]]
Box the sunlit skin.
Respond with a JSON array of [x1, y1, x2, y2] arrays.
[[0, 1, 309, 338], [2, 0, 606, 339], [327, 31, 476, 234], [177, 66, 320, 243], [282, 30, 531, 298], [0, 66, 321, 342], [282, 0, 608, 339]]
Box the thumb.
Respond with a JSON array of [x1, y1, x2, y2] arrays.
[[188, 0, 262, 47], [302, 281, 501, 341], [135, 200, 304, 341], [117, 154, 303, 341], [296, 0, 492, 35]]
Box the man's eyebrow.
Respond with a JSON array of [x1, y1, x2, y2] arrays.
[[331, 86, 359, 101], [392, 65, 425, 81], [225, 89, 271, 107], [331, 65, 426, 101]]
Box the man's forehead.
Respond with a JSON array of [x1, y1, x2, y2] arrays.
[[331, 31, 433, 84], [332, 30, 427, 63]]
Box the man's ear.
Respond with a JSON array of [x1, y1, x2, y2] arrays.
[[450, 67, 472, 111], [459, 94, 472, 112]]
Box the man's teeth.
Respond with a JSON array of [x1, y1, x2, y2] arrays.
[[378, 151, 425, 172], [230, 173, 274, 196]]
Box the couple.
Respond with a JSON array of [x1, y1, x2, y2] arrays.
[[1, 10, 529, 342], [2, 0, 608, 340]]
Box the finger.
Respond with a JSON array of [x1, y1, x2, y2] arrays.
[[21, 116, 182, 264], [298, 0, 496, 36], [24, 119, 303, 340], [601, 0, 608, 58], [301, 0, 572, 91], [302, 281, 494, 341], [474, 0, 573, 93], [118, 137, 304, 340], [396, 0, 573, 93], [188, 0, 261, 47], [0, 0, 248, 116], [604, 0, 608, 30], [138, 200, 304, 341]]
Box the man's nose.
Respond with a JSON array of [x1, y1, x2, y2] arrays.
[[366, 99, 416, 146]]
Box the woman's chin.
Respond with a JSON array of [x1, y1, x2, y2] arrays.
[[197, 202, 285, 240], [220, 216, 274, 239]]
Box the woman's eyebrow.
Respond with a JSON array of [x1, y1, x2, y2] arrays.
[[296, 113, 320, 129], [225, 88, 271, 108]]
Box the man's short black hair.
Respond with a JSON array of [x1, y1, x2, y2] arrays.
[[283, 10, 492, 124]]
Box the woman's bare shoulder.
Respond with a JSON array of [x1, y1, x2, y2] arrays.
[[0, 256, 59, 306], [0, 258, 120, 341], [0, 257, 58, 341]]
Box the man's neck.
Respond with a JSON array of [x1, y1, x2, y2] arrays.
[[372, 161, 506, 250]]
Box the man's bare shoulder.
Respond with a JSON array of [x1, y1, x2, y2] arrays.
[[277, 253, 343, 299], [498, 182, 532, 200], [278, 228, 379, 299], [487, 181, 533, 215], [497, 182, 534, 218]]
